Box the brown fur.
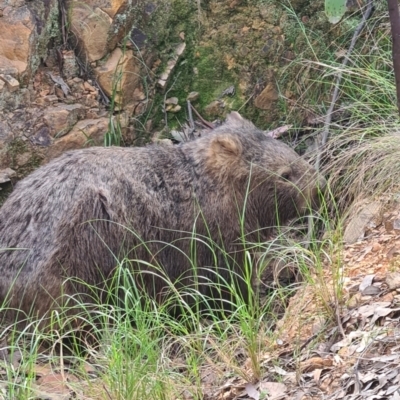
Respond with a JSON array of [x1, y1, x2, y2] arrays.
[[0, 113, 325, 324]]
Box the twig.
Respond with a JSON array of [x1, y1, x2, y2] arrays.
[[189, 103, 215, 129], [315, 0, 374, 171], [187, 100, 195, 139], [335, 302, 346, 339]]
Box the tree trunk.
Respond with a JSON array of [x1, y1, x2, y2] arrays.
[[388, 0, 400, 116]]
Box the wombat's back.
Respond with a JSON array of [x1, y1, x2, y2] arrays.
[[0, 145, 197, 319]]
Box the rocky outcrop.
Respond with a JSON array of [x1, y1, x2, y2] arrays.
[[0, 0, 175, 177], [0, 0, 59, 82]]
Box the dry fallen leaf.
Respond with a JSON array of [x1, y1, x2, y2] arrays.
[[245, 382, 259, 400], [259, 382, 287, 400], [300, 357, 333, 373]]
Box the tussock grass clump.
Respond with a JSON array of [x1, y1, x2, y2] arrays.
[[285, 8, 400, 213], [322, 130, 400, 211]]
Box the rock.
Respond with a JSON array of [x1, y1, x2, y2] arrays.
[[62, 50, 79, 80], [45, 118, 109, 162], [130, 27, 148, 49], [165, 97, 179, 105], [0, 74, 20, 92], [0, 1, 59, 81], [43, 95, 59, 104], [371, 242, 381, 252], [343, 201, 383, 244], [254, 82, 279, 110], [30, 127, 52, 147], [0, 121, 14, 155], [157, 42, 186, 91], [67, 0, 147, 62], [384, 212, 400, 234], [0, 56, 19, 77], [68, 4, 112, 62], [386, 272, 400, 291], [43, 104, 86, 138], [83, 81, 96, 92], [95, 47, 144, 108], [187, 91, 200, 102], [0, 6, 33, 77], [0, 168, 16, 184], [167, 105, 181, 113]]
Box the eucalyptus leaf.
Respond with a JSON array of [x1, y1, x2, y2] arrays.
[[325, 0, 347, 24]]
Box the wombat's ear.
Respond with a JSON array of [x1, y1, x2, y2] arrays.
[[225, 111, 255, 129], [225, 111, 245, 124], [207, 135, 243, 174]]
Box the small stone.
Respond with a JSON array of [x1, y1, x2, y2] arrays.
[[175, 42, 186, 57], [0, 74, 19, 92], [55, 86, 65, 99], [86, 108, 100, 119], [386, 272, 400, 290], [362, 286, 380, 296], [43, 104, 85, 137], [44, 95, 59, 103], [165, 97, 179, 105], [0, 168, 16, 184], [347, 293, 362, 308], [168, 105, 181, 113], [83, 81, 96, 92], [393, 218, 400, 233], [371, 242, 381, 252], [187, 92, 199, 102], [385, 219, 394, 233], [0, 80, 5, 92], [30, 126, 52, 147]]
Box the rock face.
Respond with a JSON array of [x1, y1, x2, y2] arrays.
[[0, 1, 59, 82], [68, 0, 141, 62], [95, 47, 146, 110], [0, 0, 168, 177]]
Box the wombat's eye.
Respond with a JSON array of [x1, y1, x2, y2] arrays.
[[280, 169, 292, 181]]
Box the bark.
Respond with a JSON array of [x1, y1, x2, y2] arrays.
[[388, 0, 400, 116]]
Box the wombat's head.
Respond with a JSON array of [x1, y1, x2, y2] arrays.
[[203, 112, 326, 227]]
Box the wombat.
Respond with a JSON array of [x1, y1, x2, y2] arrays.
[[0, 112, 325, 325]]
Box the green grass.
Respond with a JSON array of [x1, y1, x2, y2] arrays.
[[0, 183, 335, 399], [274, 2, 400, 211]]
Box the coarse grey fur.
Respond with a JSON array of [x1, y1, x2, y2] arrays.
[[0, 112, 325, 325]]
